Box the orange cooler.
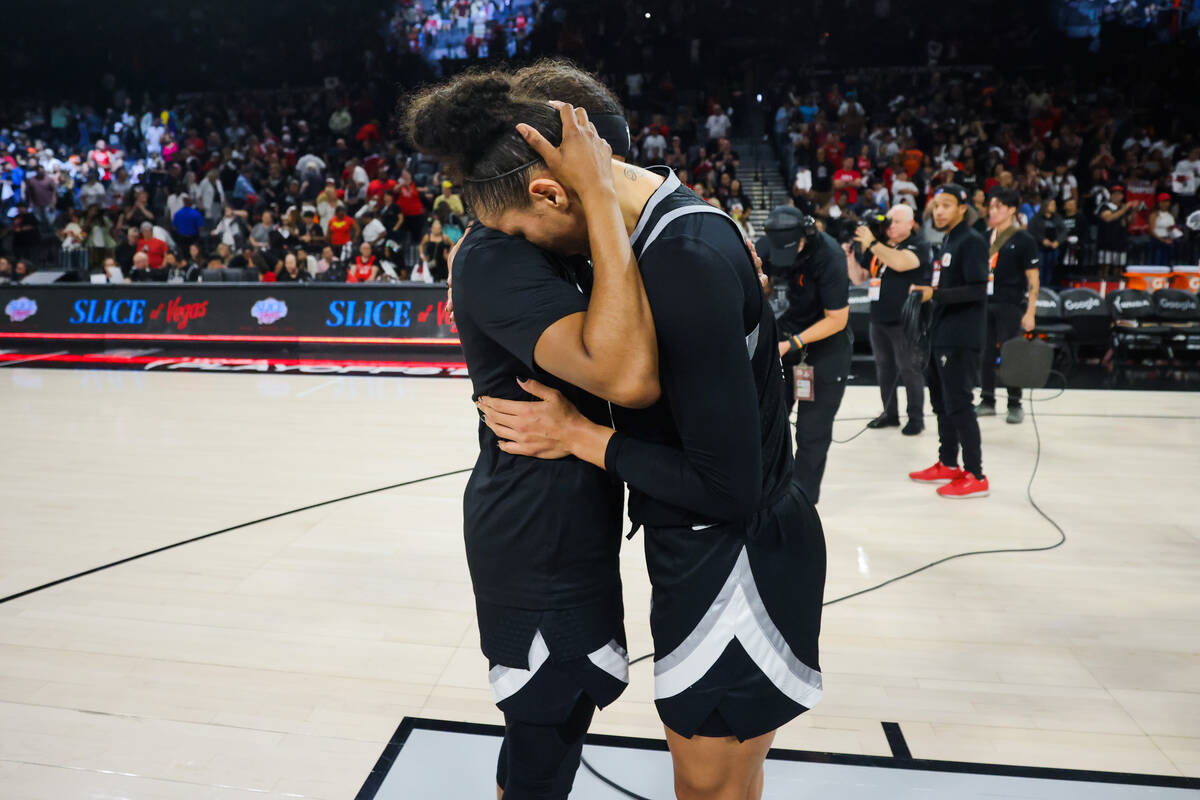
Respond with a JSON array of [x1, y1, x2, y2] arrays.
[[1123, 265, 1172, 292], [1170, 266, 1200, 293]]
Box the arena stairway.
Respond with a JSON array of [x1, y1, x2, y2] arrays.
[[731, 135, 788, 233]]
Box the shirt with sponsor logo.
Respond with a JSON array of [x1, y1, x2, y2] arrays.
[[328, 216, 354, 246]]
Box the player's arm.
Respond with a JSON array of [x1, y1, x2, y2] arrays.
[[519, 103, 659, 409]]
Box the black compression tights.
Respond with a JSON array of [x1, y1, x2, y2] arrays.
[[496, 695, 596, 799]]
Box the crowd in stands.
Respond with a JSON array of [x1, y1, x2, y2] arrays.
[[5, 0, 1198, 291], [0, 74, 740, 285], [387, 0, 539, 62], [0, 86, 477, 285], [765, 67, 1200, 285], [0, 4, 746, 288]]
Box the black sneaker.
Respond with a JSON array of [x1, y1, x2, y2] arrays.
[[867, 414, 901, 429], [901, 418, 924, 436]]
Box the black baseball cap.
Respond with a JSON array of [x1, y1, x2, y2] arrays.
[[763, 205, 814, 265], [933, 183, 969, 205]]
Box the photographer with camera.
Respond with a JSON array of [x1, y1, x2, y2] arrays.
[[845, 204, 932, 436], [765, 206, 851, 505]]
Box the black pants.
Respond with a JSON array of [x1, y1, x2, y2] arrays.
[[981, 302, 1023, 408], [402, 214, 427, 247], [868, 320, 924, 421], [783, 329, 852, 505], [927, 347, 983, 479], [496, 695, 595, 799]]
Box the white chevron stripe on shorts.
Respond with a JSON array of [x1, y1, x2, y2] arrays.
[[488, 632, 630, 705], [653, 547, 823, 710], [587, 639, 630, 684], [488, 630, 550, 704]]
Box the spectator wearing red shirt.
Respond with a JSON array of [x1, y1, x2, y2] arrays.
[[854, 145, 871, 175], [367, 166, 398, 201], [1125, 173, 1156, 235], [355, 119, 382, 151], [395, 172, 427, 244], [347, 243, 380, 282], [362, 151, 385, 179], [327, 204, 359, 258], [1031, 114, 1056, 142], [823, 133, 847, 168], [833, 157, 863, 205], [280, 135, 299, 169], [902, 145, 924, 179], [88, 139, 113, 179], [136, 223, 168, 270]]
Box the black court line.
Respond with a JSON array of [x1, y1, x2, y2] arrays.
[[881, 721, 912, 760], [0, 468, 473, 606], [355, 716, 1200, 799], [356, 718, 422, 800]]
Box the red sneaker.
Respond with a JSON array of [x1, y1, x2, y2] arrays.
[[908, 462, 965, 484], [937, 474, 990, 499]]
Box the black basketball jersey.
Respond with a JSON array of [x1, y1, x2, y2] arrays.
[[606, 168, 794, 529], [453, 226, 623, 609]]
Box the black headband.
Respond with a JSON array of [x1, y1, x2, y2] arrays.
[[591, 113, 631, 160], [464, 112, 630, 183], [463, 157, 541, 184]]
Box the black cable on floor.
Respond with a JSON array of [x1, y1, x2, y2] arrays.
[[824, 375, 1068, 608], [829, 358, 911, 443], [0, 468, 474, 606], [581, 758, 657, 800]]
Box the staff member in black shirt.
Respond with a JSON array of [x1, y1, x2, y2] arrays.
[[977, 187, 1039, 424], [909, 184, 991, 499], [845, 204, 932, 435], [764, 206, 851, 504]]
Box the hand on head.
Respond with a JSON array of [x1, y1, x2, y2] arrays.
[[516, 101, 614, 202]]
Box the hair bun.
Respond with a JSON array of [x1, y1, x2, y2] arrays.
[[405, 71, 522, 177]]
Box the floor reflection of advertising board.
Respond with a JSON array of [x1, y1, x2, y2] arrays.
[[0, 285, 458, 345], [141, 357, 469, 377]]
